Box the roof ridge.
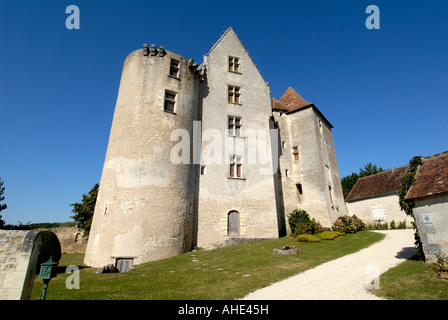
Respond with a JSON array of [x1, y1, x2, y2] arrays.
[[357, 164, 409, 180], [205, 27, 234, 56]]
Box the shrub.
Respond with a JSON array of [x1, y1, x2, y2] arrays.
[[319, 231, 341, 240], [397, 220, 407, 229], [296, 234, 321, 243], [390, 220, 396, 229], [352, 215, 366, 231], [332, 215, 366, 234], [288, 209, 326, 235], [288, 209, 311, 233]]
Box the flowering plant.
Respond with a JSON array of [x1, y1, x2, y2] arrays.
[[282, 245, 295, 250]]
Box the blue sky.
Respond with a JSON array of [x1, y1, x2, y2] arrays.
[[0, 0, 447, 225]]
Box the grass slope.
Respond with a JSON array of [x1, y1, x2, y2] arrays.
[[31, 231, 384, 300]]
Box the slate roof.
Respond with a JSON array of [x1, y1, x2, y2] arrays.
[[271, 87, 333, 128], [405, 152, 448, 200], [345, 165, 409, 202]]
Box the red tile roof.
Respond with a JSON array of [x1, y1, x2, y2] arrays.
[[271, 87, 333, 128], [271, 87, 313, 112], [405, 152, 448, 200], [345, 165, 409, 202]]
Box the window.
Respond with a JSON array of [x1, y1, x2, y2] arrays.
[[228, 85, 241, 104], [296, 183, 303, 201], [229, 155, 242, 178], [228, 211, 240, 235], [200, 165, 206, 175], [228, 56, 240, 73], [228, 116, 241, 136], [282, 141, 286, 149], [285, 169, 289, 177], [164, 91, 176, 113], [292, 146, 299, 161], [328, 186, 334, 206], [169, 59, 180, 78]]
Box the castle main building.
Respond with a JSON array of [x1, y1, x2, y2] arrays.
[[84, 28, 347, 269]]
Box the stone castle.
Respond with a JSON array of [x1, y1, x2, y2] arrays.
[[84, 27, 348, 269]]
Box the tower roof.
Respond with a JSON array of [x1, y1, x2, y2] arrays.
[[276, 87, 314, 112], [271, 87, 333, 128]]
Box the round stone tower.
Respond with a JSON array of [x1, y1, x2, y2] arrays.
[[84, 45, 202, 268]]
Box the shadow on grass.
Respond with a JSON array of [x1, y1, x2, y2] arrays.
[[395, 246, 417, 259], [55, 265, 88, 274]]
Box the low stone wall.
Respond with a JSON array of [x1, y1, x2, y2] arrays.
[[0, 230, 43, 300], [38, 226, 87, 254]]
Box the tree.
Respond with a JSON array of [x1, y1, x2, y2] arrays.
[[70, 183, 99, 234], [359, 162, 385, 178], [341, 163, 386, 199], [0, 177, 6, 229], [341, 172, 359, 199]]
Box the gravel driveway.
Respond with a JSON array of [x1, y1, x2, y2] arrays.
[[242, 229, 416, 300]]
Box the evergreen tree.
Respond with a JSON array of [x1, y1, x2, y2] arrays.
[[70, 183, 99, 234], [359, 162, 385, 178], [341, 163, 386, 199], [341, 172, 359, 199]]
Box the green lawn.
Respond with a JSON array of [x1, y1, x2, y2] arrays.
[[31, 231, 384, 300], [370, 256, 448, 300]]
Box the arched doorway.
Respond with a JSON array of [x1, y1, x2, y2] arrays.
[[227, 211, 240, 235]]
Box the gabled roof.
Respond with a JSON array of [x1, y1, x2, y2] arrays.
[[345, 165, 409, 202], [206, 27, 238, 57], [275, 87, 314, 112], [271, 87, 333, 128], [405, 152, 448, 200]]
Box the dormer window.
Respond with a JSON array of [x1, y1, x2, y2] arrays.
[[228, 56, 240, 73]]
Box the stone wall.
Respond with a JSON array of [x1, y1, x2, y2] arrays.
[[196, 27, 280, 249], [413, 193, 448, 262], [0, 230, 42, 300], [85, 46, 200, 268], [346, 194, 413, 226], [40, 226, 86, 254]]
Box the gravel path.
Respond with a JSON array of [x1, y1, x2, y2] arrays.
[[242, 229, 416, 300]]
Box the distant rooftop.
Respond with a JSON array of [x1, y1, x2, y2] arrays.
[[405, 151, 448, 200], [345, 165, 409, 202]]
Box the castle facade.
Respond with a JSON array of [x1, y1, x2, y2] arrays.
[[84, 28, 347, 268]]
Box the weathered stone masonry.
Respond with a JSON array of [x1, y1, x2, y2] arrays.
[[84, 27, 347, 268]]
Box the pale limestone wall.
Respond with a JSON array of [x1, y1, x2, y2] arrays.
[[346, 194, 413, 226], [84, 48, 200, 267], [319, 113, 348, 222], [274, 107, 348, 231], [0, 231, 42, 300], [413, 193, 448, 262], [196, 28, 279, 248], [84, 28, 349, 263], [39, 226, 86, 253]]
